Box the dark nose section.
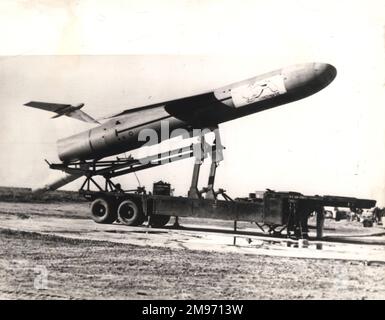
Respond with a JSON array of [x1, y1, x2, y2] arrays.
[[313, 63, 337, 88]]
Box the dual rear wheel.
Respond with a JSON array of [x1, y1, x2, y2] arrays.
[[90, 198, 117, 224], [90, 197, 170, 227], [117, 200, 145, 226]]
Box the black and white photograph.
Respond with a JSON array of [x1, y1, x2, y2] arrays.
[[0, 0, 384, 304]]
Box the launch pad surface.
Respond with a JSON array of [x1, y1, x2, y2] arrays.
[[1, 201, 384, 299]]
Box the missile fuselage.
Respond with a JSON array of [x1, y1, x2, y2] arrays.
[[58, 63, 337, 163]]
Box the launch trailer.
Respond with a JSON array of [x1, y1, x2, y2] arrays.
[[49, 140, 376, 239], [79, 184, 376, 239]]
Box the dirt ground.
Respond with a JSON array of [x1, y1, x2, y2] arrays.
[[0, 201, 385, 300]]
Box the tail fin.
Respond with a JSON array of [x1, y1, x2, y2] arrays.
[[66, 108, 100, 124], [24, 101, 100, 124]]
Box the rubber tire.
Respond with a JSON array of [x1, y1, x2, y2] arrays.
[[150, 215, 171, 228], [363, 220, 373, 228], [90, 198, 117, 224], [117, 200, 144, 226]]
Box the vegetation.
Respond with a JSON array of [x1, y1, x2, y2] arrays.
[[0, 186, 85, 203]]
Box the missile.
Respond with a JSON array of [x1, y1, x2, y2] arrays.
[[56, 62, 336, 163]]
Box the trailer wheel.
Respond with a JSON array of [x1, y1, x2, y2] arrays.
[[150, 215, 170, 228], [117, 200, 144, 226], [90, 198, 117, 224]]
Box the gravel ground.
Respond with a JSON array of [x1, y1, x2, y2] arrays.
[[1, 228, 385, 300]]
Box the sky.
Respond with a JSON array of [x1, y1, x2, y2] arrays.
[[0, 0, 384, 205]]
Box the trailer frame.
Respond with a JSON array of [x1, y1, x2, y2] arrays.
[[48, 130, 376, 239]]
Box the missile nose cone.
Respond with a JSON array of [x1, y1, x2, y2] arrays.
[[282, 62, 337, 98], [313, 63, 337, 87]]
